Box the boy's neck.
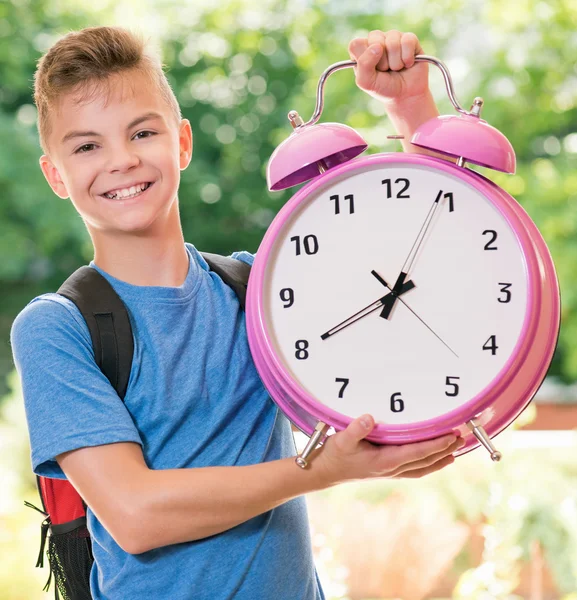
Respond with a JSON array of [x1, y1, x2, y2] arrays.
[[91, 208, 190, 288]]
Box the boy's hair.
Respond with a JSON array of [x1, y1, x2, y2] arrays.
[[34, 26, 182, 154]]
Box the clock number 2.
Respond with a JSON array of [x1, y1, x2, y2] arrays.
[[482, 230, 498, 250], [382, 178, 410, 199], [291, 235, 319, 256], [390, 392, 405, 413]]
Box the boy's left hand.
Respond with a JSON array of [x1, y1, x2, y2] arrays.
[[348, 30, 429, 104]]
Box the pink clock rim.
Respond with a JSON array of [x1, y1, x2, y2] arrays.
[[246, 153, 558, 440]]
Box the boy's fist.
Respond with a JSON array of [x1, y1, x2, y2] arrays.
[[348, 30, 430, 103]]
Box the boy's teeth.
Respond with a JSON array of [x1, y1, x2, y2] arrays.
[[105, 182, 149, 199]]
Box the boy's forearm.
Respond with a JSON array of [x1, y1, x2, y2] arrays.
[[383, 89, 442, 156], [129, 455, 329, 553]]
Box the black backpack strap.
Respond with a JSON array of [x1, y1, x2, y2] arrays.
[[201, 252, 251, 310], [57, 266, 133, 400]]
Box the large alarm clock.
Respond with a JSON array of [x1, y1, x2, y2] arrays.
[[245, 56, 560, 467]]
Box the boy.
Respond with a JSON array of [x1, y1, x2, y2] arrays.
[[11, 26, 463, 599]]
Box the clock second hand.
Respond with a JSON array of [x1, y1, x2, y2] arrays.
[[372, 270, 459, 358]]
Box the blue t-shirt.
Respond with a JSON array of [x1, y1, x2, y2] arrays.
[[11, 244, 325, 600]]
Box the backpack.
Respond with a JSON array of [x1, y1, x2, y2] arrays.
[[24, 252, 252, 600]]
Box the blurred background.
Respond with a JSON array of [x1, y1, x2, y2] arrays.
[[1, 0, 577, 598]]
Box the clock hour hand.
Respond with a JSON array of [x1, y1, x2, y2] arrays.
[[378, 272, 416, 320], [371, 270, 459, 357]]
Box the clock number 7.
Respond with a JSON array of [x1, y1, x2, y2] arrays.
[[335, 378, 349, 398], [330, 194, 355, 215]]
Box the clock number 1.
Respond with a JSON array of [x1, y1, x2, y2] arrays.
[[390, 392, 405, 413]]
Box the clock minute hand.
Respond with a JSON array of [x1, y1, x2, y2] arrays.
[[381, 189, 444, 320]]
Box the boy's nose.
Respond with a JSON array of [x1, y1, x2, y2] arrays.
[[107, 144, 140, 173]]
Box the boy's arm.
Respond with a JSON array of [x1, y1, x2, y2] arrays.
[[348, 30, 448, 158], [57, 418, 462, 555]]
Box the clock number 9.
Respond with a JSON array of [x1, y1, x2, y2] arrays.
[[295, 340, 309, 360], [291, 235, 319, 256], [279, 288, 294, 308], [390, 392, 405, 413], [382, 178, 410, 199]]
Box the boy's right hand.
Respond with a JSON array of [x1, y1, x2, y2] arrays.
[[314, 414, 464, 485]]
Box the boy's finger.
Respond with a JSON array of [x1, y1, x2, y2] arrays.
[[348, 38, 368, 60], [354, 45, 383, 90], [388, 437, 463, 477], [383, 30, 404, 71], [400, 32, 422, 68], [396, 453, 455, 479], [376, 433, 458, 471], [335, 414, 375, 453]]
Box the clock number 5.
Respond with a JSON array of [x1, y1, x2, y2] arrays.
[[390, 392, 405, 413], [291, 235, 319, 256], [445, 376, 460, 397]]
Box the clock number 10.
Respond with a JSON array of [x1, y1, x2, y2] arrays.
[[291, 235, 319, 256]]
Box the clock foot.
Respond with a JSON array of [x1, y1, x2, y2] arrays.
[[467, 419, 502, 462], [295, 421, 330, 469]]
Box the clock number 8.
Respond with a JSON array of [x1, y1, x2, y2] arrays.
[[390, 392, 405, 413], [295, 340, 309, 360]]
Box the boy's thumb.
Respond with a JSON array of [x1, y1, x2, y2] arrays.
[[339, 414, 375, 450]]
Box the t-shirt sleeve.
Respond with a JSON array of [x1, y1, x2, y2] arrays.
[[230, 250, 255, 266], [10, 295, 143, 479]]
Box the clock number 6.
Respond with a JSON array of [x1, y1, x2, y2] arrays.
[[390, 392, 405, 413], [295, 340, 309, 360]]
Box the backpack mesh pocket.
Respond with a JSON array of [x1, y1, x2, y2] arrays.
[[47, 518, 94, 600]]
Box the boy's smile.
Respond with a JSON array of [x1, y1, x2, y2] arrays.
[[39, 69, 192, 239]]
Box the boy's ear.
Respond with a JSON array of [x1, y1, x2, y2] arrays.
[[179, 119, 193, 170], [39, 155, 70, 199]]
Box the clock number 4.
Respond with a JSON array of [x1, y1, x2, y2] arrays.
[[483, 335, 498, 356], [382, 178, 410, 199], [291, 235, 319, 256], [330, 194, 355, 215]]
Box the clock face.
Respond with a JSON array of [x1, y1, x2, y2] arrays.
[[262, 161, 529, 425]]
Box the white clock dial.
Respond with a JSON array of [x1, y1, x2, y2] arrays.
[[263, 162, 529, 424]]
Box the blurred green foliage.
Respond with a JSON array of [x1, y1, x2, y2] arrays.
[[1, 0, 577, 393]]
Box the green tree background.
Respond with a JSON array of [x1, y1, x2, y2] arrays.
[[2, 0, 577, 598]]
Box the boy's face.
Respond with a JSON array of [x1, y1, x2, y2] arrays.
[[40, 69, 192, 237]]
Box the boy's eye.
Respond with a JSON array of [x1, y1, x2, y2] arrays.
[[134, 130, 156, 140], [75, 143, 96, 154]]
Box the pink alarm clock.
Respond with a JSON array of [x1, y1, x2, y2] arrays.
[[245, 56, 560, 467]]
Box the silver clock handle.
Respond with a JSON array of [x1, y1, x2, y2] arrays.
[[300, 54, 478, 129]]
